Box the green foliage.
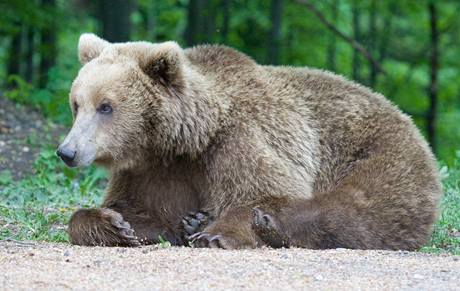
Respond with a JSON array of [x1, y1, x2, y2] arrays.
[[4, 69, 75, 124], [0, 146, 106, 242], [4, 75, 33, 104], [421, 152, 460, 255], [158, 235, 173, 248], [0, 170, 13, 186]]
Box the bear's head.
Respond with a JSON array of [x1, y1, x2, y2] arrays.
[[57, 34, 218, 169]]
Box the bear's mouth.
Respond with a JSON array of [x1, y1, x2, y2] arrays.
[[92, 154, 114, 167]]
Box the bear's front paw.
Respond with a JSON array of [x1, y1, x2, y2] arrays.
[[180, 210, 213, 240], [252, 207, 290, 248], [68, 208, 140, 247]]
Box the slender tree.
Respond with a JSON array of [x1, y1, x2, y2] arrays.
[[39, 0, 57, 88], [6, 22, 22, 82], [268, 0, 283, 65], [368, 0, 377, 87], [97, 0, 133, 42], [205, 0, 217, 42], [326, 0, 338, 71], [25, 27, 35, 83], [221, 0, 231, 43], [185, 0, 203, 46], [352, 0, 362, 82], [427, 1, 439, 153], [146, 0, 157, 42]]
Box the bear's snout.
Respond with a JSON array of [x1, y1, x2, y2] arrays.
[[56, 146, 77, 167]]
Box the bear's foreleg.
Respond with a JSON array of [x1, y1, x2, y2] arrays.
[[68, 208, 140, 247]]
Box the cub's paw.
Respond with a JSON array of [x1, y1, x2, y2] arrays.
[[181, 211, 213, 239], [188, 231, 243, 249], [252, 208, 290, 248], [68, 208, 140, 247]]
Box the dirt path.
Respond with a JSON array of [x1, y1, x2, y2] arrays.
[[0, 241, 459, 290], [0, 97, 64, 180]]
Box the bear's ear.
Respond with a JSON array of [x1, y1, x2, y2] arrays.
[[78, 33, 110, 64], [140, 41, 186, 92]]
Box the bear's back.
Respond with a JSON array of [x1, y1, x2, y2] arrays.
[[185, 45, 257, 76], [185, 45, 438, 197]]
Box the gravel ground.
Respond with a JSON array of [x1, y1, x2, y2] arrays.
[[0, 241, 459, 290]]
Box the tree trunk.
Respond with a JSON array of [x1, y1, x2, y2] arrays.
[[25, 27, 35, 83], [368, 0, 377, 88], [97, 0, 133, 42], [6, 22, 23, 81], [427, 1, 439, 153], [221, 0, 230, 43], [352, 0, 361, 82], [147, 0, 157, 42], [205, 1, 217, 43], [39, 0, 57, 88], [268, 0, 283, 65], [185, 0, 203, 46], [326, 0, 338, 71], [378, 7, 392, 63]]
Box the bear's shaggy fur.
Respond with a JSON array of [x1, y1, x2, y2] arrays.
[[62, 33, 442, 250]]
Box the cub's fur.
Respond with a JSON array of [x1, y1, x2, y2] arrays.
[[61, 33, 442, 250]]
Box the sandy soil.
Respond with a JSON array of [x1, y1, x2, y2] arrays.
[[0, 241, 459, 290]]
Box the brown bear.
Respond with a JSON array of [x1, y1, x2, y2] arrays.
[[57, 33, 442, 250]]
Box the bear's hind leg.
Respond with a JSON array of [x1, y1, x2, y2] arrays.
[[251, 196, 373, 250]]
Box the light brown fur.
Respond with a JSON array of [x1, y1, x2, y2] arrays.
[[62, 34, 441, 250]]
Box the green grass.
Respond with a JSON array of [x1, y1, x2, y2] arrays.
[[0, 146, 106, 242], [1, 147, 459, 254], [421, 154, 460, 255]]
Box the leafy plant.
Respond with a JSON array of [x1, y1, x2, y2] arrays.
[[0, 146, 106, 242], [4, 75, 33, 104]]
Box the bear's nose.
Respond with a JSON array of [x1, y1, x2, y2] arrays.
[[56, 147, 77, 167]]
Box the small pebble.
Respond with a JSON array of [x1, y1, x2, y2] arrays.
[[314, 275, 324, 281], [413, 274, 424, 279], [22, 147, 30, 152], [63, 250, 70, 257], [280, 254, 289, 259]]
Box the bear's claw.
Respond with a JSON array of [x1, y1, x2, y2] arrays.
[[252, 207, 290, 248], [181, 210, 213, 238]]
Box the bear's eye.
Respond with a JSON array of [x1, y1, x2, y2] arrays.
[[98, 103, 113, 115]]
